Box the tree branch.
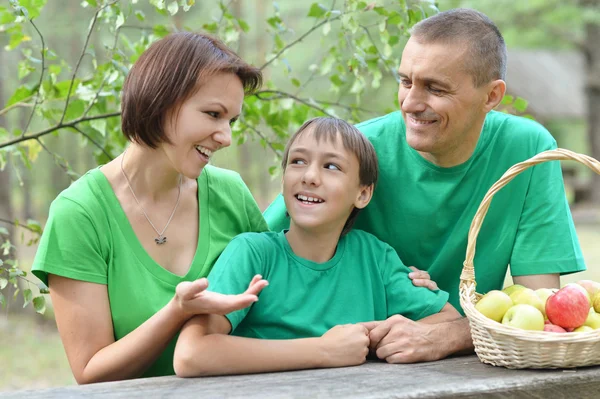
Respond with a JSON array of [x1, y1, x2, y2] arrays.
[[237, 119, 282, 158], [255, 89, 375, 114], [0, 101, 33, 118], [69, 126, 111, 159], [0, 218, 41, 234], [22, 18, 46, 136], [35, 138, 72, 178], [360, 24, 399, 82], [260, 15, 342, 71], [60, 0, 118, 125], [0, 112, 121, 149]]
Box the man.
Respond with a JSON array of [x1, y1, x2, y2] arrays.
[[263, 9, 586, 363]]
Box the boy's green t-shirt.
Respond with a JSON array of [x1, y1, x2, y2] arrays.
[[263, 111, 585, 312], [208, 230, 450, 338], [32, 165, 268, 377]]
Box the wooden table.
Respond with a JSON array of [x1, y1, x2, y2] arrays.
[[2, 355, 599, 398]]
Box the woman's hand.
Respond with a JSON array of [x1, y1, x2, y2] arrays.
[[408, 266, 438, 291], [174, 274, 268, 320]]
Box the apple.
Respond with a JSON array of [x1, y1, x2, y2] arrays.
[[564, 283, 591, 303], [573, 325, 595, 333], [546, 285, 590, 329], [535, 288, 557, 319], [510, 288, 545, 315], [582, 308, 600, 330], [543, 323, 567, 333], [575, 280, 600, 300], [502, 284, 526, 296], [475, 290, 513, 322], [593, 292, 600, 314], [501, 304, 545, 331]]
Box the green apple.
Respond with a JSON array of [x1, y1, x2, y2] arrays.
[[501, 304, 545, 331], [583, 308, 600, 330], [593, 292, 600, 314], [573, 325, 595, 333], [475, 290, 513, 322], [510, 288, 545, 315], [502, 284, 526, 296], [535, 288, 557, 319]]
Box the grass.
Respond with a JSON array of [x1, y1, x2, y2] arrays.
[[1, 222, 599, 393]]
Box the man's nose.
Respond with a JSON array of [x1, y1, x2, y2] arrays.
[[400, 86, 427, 114]]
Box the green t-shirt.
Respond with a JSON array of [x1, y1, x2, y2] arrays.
[[32, 165, 268, 377], [208, 230, 449, 338], [264, 111, 585, 312]]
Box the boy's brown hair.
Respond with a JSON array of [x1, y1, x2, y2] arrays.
[[121, 32, 262, 148], [281, 117, 379, 236]]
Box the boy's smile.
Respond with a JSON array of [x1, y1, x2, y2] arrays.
[[283, 128, 366, 236]]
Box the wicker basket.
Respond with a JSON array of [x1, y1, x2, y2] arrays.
[[459, 148, 600, 369]]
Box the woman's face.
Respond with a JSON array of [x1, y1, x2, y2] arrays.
[[161, 72, 245, 179]]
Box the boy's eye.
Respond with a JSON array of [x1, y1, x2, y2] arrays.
[[290, 159, 306, 165], [325, 163, 340, 171]]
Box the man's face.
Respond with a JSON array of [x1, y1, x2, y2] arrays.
[[398, 38, 490, 167]]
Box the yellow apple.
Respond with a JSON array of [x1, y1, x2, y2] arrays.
[[475, 290, 513, 322], [510, 288, 545, 315], [502, 284, 526, 296], [573, 325, 595, 333], [535, 288, 557, 319], [575, 280, 600, 299], [593, 292, 600, 314], [583, 308, 600, 330], [502, 304, 545, 331]]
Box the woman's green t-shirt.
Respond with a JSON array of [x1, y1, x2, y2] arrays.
[[32, 165, 268, 377]]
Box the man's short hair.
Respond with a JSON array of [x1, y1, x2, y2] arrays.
[[410, 8, 507, 87], [121, 32, 262, 148], [281, 117, 379, 236]]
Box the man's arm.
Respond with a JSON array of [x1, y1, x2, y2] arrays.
[[174, 314, 371, 377]]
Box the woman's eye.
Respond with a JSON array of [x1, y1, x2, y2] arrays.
[[325, 163, 340, 171], [229, 118, 238, 126], [206, 111, 219, 118]]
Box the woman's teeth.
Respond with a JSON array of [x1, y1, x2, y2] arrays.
[[196, 146, 212, 158]]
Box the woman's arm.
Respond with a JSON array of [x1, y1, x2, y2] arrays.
[[174, 314, 371, 377], [50, 274, 267, 384]]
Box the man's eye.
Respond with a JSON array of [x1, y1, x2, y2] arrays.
[[400, 80, 412, 88], [428, 87, 443, 94], [325, 163, 340, 171]]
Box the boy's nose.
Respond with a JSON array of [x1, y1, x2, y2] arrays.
[[302, 165, 321, 186]]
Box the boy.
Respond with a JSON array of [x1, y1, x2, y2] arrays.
[[174, 117, 460, 377]]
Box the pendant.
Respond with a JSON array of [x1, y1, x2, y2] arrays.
[[155, 236, 167, 245]]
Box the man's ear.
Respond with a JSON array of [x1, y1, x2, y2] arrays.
[[354, 184, 374, 210], [485, 79, 506, 112]]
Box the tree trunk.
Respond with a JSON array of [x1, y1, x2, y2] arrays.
[[584, 21, 600, 202]]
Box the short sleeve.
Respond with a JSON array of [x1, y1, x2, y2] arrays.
[[381, 246, 449, 320], [31, 196, 107, 286], [262, 194, 290, 232], [510, 135, 586, 276], [207, 235, 265, 331], [240, 183, 268, 233]]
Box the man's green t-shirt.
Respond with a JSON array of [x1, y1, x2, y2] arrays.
[[208, 230, 450, 338], [32, 165, 268, 377], [263, 111, 585, 312]]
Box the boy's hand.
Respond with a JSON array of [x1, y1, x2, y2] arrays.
[[318, 324, 370, 368], [174, 274, 268, 320], [408, 266, 438, 291]]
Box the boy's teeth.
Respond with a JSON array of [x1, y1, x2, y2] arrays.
[[297, 194, 323, 203]]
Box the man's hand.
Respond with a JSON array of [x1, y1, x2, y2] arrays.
[[318, 324, 370, 368], [174, 274, 268, 319], [368, 314, 443, 363], [408, 266, 438, 291]]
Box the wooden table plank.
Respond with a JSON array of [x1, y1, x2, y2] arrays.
[[2, 355, 600, 399]]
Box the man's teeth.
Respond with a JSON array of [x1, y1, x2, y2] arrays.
[[196, 146, 212, 157], [297, 194, 323, 203]]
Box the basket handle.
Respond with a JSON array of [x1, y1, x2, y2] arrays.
[[460, 148, 600, 284]]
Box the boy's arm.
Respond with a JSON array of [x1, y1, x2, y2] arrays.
[[174, 314, 370, 377]]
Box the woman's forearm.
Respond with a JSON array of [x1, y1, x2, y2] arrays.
[[79, 298, 188, 383]]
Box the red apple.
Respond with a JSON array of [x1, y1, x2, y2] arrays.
[[546, 285, 590, 329], [544, 323, 567, 333]]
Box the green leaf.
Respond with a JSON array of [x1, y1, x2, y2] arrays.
[[167, 1, 178, 15], [37, 282, 49, 295], [6, 85, 32, 106], [291, 78, 301, 87], [23, 288, 33, 307], [33, 296, 46, 314], [307, 3, 327, 18], [135, 10, 145, 21], [501, 95, 514, 105], [0, 227, 8, 235], [0, 277, 7, 290], [513, 97, 528, 113], [0, 292, 5, 308], [115, 12, 125, 29]]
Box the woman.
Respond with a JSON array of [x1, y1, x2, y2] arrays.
[[31, 32, 268, 384]]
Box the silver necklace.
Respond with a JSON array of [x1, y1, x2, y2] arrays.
[[120, 149, 182, 245]]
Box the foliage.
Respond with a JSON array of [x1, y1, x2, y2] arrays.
[[0, 0, 440, 311]]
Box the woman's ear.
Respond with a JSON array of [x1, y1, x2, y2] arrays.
[[354, 184, 374, 210]]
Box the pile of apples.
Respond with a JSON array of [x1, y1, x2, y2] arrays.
[[475, 280, 600, 332]]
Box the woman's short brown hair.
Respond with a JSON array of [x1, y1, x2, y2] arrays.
[[121, 32, 262, 148], [281, 117, 379, 236]]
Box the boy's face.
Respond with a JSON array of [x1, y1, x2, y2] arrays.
[[283, 128, 372, 235]]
